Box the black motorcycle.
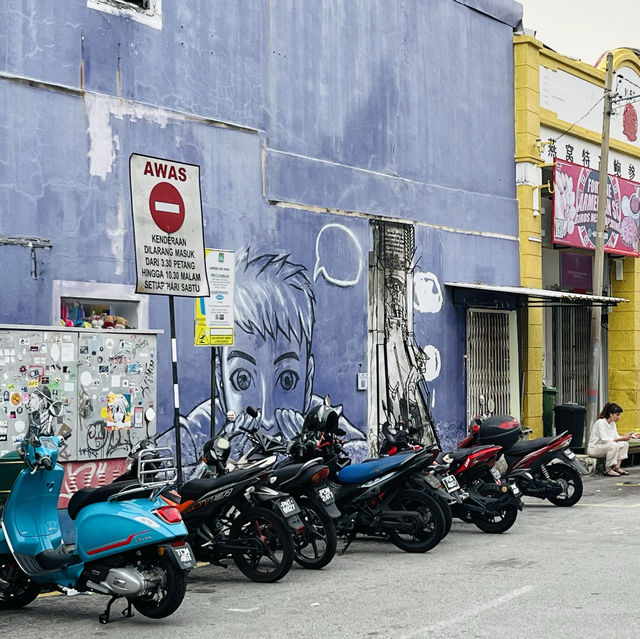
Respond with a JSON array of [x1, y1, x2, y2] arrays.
[[196, 408, 340, 570], [292, 403, 447, 553], [115, 434, 302, 583]]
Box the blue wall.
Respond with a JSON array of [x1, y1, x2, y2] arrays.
[[0, 0, 522, 463]]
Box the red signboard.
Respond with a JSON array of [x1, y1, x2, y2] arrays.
[[552, 159, 640, 257], [149, 182, 185, 233]]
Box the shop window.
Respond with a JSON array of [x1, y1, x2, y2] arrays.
[[87, 0, 162, 29], [52, 281, 149, 331]]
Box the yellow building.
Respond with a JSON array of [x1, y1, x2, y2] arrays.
[[514, 37, 640, 440]]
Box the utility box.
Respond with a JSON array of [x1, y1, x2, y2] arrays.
[[553, 403, 586, 449], [0, 324, 159, 462], [542, 386, 558, 437]]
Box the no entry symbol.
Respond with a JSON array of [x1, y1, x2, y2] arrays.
[[149, 182, 185, 233]]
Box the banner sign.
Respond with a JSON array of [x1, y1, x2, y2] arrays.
[[552, 159, 640, 257], [194, 249, 235, 346], [130, 153, 209, 297]]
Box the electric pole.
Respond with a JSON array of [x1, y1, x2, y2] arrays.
[[585, 51, 614, 447]]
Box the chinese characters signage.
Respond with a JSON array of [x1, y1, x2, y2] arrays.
[[553, 160, 640, 257]]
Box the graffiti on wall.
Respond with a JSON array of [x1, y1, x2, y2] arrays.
[[180, 226, 368, 465]]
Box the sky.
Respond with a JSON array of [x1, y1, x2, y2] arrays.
[[518, 0, 639, 66]]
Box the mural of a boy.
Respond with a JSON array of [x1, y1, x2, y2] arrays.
[[181, 248, 367, 461]]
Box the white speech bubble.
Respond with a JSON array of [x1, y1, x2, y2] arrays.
[[421, 344, 441, 382], [313, 224, 363, 287], [414, 272, 443, 314]]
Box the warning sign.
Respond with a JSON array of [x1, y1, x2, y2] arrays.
[[130, 154, 209, 298], [194, 249, 235, 346]]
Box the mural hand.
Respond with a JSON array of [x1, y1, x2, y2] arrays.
[[275, 408, 304, 441]]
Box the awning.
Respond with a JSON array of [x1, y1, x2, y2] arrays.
[[445, 281, 629, 308]]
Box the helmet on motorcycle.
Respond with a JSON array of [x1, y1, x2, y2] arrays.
[[302, 403, 340, 435]]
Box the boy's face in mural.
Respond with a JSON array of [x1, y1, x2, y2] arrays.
[[221, 328, 311, 432]]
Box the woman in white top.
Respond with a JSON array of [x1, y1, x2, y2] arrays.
[[587, 402, 635, 477]]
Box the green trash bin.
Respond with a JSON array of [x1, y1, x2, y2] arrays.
[[542, 386, 558, 437]]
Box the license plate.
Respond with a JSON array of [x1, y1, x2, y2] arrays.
[[442, 474, 460, 493], [279, 497, 298, 515], [510, 483, 521, 496], [490, 466, 502, 482], [173, 545, 196, 568], [563, 449, 576, 460], [318, 486, 334, 503]]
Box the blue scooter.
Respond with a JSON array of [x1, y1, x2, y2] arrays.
[[0, 421, 196, 624]]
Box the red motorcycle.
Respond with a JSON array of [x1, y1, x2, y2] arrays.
[[458, 415, 588, 507], [379, 419, 523, 534]]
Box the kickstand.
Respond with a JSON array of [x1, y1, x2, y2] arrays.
[[99, 595, 119, 625], [122, 599, 134, 619], [339, 533, 356, 556], [98, 596, 135, 624]]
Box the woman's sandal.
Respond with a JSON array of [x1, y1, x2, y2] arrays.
[[604, 469, 621, 477], [616, 468, 630, 475]]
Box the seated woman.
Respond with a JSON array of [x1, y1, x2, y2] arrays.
[[587, 402, 636, 476]]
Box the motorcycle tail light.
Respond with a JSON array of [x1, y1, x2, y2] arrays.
[[155, 506, 183, 524], [172, 540, 188, 548], [311, 467, 330, 483]]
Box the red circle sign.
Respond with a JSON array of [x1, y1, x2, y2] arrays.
[[149, 182, 185, 233]]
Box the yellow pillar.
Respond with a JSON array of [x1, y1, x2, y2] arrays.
[[514, 36, 544, 436], [609, 258, 640, 433]]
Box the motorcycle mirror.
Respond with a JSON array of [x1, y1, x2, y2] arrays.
[[145, 407, 156, 423]]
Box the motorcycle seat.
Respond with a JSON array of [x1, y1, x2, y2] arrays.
[[67, 480, 145, 520], [506, 437, 558, 456], [180, 467, 261, 500], [337, 451, 415, 484]]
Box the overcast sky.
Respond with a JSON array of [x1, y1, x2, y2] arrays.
[[518, 0, 639, 66]]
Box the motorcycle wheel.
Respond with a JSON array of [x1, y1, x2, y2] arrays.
[[130, 556, 187, 619], [545, 463, 583, 507], [230, 506, 294, 583], [388, 489, 444, 553], [470, 483, 518, 534], [294, 500, 337, 570], [0, 554, 41, 610]]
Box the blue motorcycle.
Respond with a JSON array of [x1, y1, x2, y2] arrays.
[[0, 422, 196, 624]]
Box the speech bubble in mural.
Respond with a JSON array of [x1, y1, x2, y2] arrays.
[[421, 344, 441, 382], [413, 272, 443, 314], [313, 224, 363, 287]]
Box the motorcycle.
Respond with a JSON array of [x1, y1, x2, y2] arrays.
[[434, 443, 524, 533], [0, 417, 196, 624], [458, 415, 588, 507], [199, 407, 340, 570], [293, 403, 447, 553], [377, 419, 464, 538], [377, 418, 523, 534], [116, 431, 303, 583]]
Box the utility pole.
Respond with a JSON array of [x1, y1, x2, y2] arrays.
[[585, 52, 614, 447]]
